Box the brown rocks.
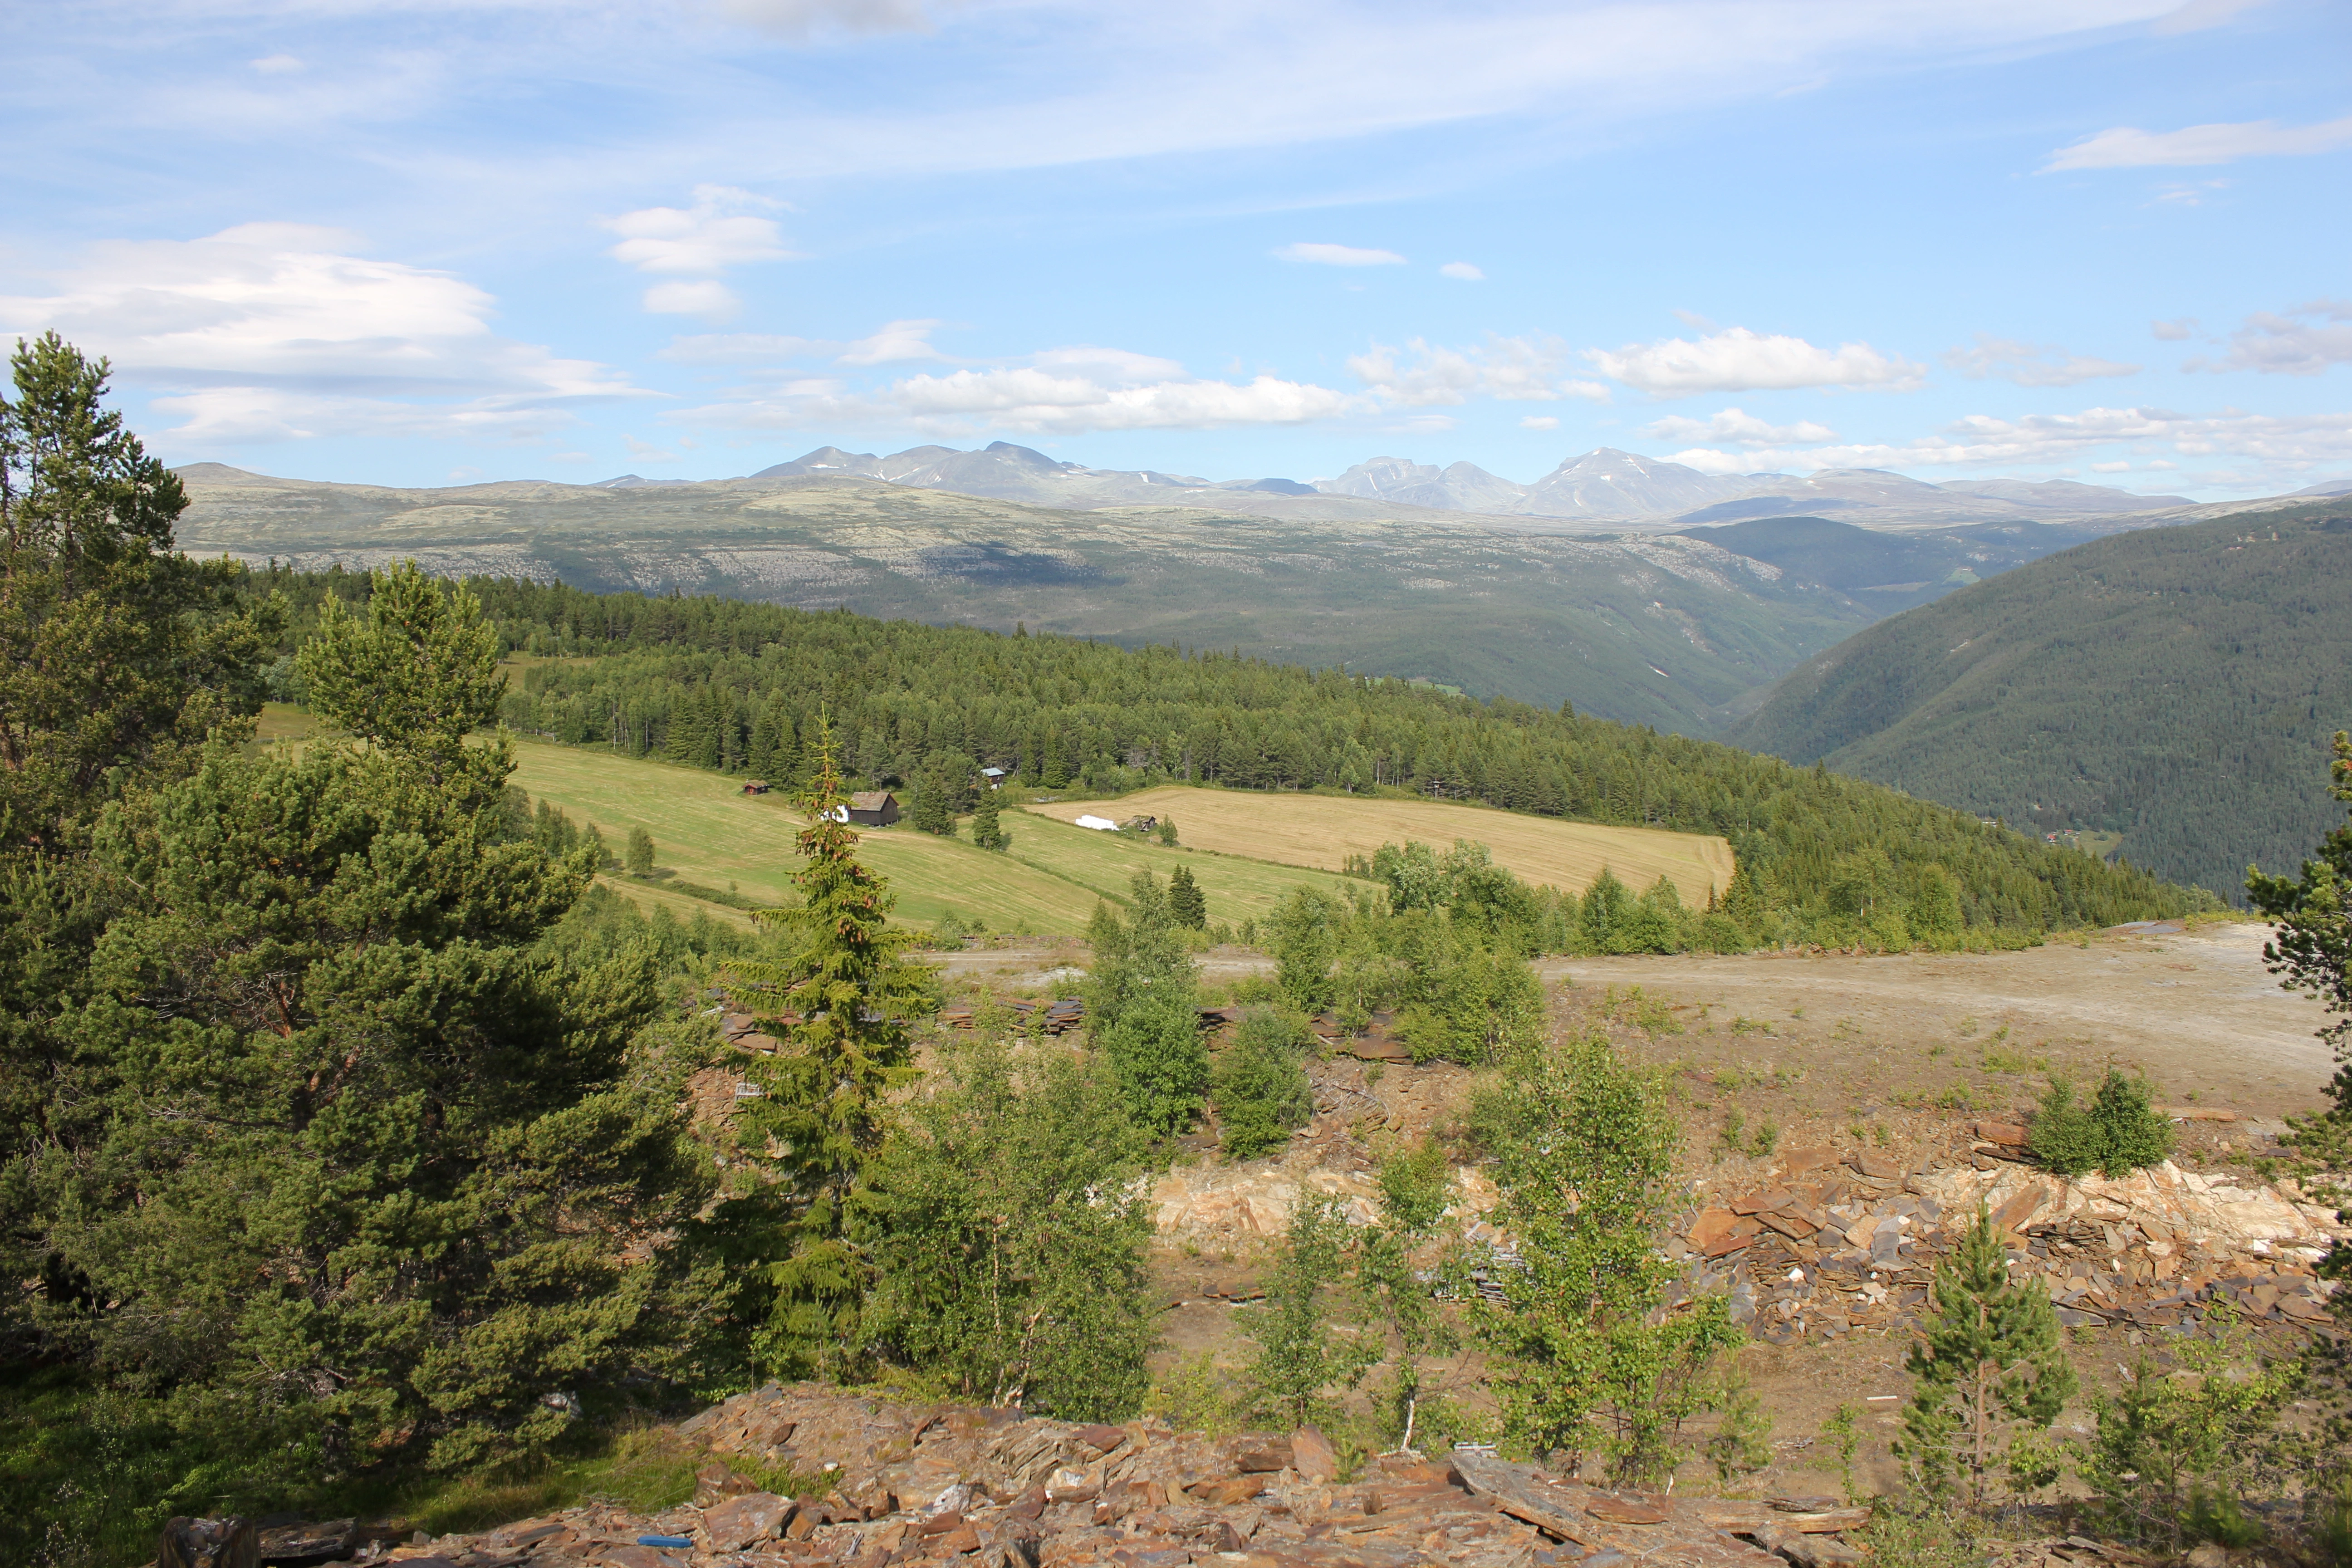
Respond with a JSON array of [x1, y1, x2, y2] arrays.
[[693, 1461, 755, 1507], [1975, 1121, 2030, 1147], [1849, 1151, 1902, 1181], [1235, 1439, 1294, 1473], [255, 1518, 356, 1565], [1783, 1146, 1839, 1176], [1290, 1424, 1338, 1483], [702, 1491, 792, 1550], [160, 1517, 258, 1568], [1188, 1474, 1267, 1505], [1583, 1493, 1668, 1525]]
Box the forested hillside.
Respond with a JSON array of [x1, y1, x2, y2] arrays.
[[253, 568, 2208, 943], [1730, 500, 2352, 898]]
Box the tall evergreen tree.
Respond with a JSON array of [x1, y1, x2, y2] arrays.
[[0, 331, 278, 848], [1167, 862, 1208, 928], [970, 786, 1009, 851], [725, 719, 932, 1375]]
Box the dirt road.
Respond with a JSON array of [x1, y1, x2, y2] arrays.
[[1549, 920, 2332, 1119]]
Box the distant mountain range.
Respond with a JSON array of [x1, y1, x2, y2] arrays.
[[567, 441, 2236, 530]]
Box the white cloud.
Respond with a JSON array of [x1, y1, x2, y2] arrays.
[[837, 318, 945, 366], [2090, 460, 2132, 472], [603, 185, 793, 276], [1521, 416, 1560, 430], [643, 279, 741, 320], [1941, 333, 2141, 387], [1642, 407, 1838, 446], [678, 342, 1364, 436], [1347, 335, 1606, 406], [2152, 318, 2200, 341], [711, 0, 931, 39], [1274, 242, 1406, 267], [1586, 325, 1925, 395], [2042, 114, 2352, 171], [249, 54, 303, 74], [1438, 262, 1485, 282], [624, 434, 682, 463], [2194, 300, 2352, 376], [0, 223, 635, 446]]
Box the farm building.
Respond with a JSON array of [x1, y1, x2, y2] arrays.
[[980, 766, 1007, 788], [740, 779, 770, 795], [846, 790, 900, 827]]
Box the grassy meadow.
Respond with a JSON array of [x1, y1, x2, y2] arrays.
[[1039, 784, 1735, 904], [253, 707, 1732, 932]]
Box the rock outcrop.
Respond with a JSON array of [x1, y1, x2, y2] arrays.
[[251, 1386, 1876, 1568]]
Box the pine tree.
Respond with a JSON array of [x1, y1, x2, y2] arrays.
[[1168, 862, 1208, 928], [1898, 1204, 2077, 1508], [725, 718, 932, 1375], [0, 332, 279, 848], [625, 823, 656, 874], [910, 760, 956, 836], [34, 564, 710, 1473]]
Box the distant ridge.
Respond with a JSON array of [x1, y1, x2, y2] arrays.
[[174, 445, 2288, 532]]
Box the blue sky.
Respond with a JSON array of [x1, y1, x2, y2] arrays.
[[5, 0, 2347, 498]]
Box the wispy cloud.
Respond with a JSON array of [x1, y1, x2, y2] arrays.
[[1663, 404, 2352, 485], [2043, 113, 2352, 170], [2190, 300, 2352, 376], [2151, 318, 2200, 341], [1587, 326, 1924, 396], [1348, 335, 1607, 406], [710, 0, 932, 40], [1942, 333, 2140, 387], [1643, 407, 1838, 446], [1275, 243, 1406, 267], [1438, 262, 1485, 282]]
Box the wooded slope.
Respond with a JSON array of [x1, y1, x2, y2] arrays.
[[1729, 500, 2352, 898]]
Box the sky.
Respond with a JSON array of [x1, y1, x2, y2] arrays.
[[3, 0, 2348, 499]]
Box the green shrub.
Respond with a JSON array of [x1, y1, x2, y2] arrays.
[[2030, 1069, 2174, 1177], [1215, 1008, 1314, 1158]]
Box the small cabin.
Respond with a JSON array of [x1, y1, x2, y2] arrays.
[[1122, 814, 1158, 834], [846, 789, 900, 827], [980, 766, 1008, 789], [740, 779, 770, 795]]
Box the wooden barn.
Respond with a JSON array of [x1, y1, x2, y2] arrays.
[[846, 789, 900, 827]]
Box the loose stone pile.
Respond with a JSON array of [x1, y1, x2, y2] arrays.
[[189, 1387, 1878, 1568], [1680, 1138, 2345, 1344]]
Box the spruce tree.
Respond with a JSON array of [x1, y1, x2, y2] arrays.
[[1168, 862, 1208, 927], [725, 720, 932, 1375], [1898, 1205, 2077, 1508], [970, 786, 1009, 851], [625, 824, 656, 874]]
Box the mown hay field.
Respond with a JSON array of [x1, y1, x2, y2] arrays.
[[505, 740, 1358, 934], [1036, 785, 1735, 905]]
